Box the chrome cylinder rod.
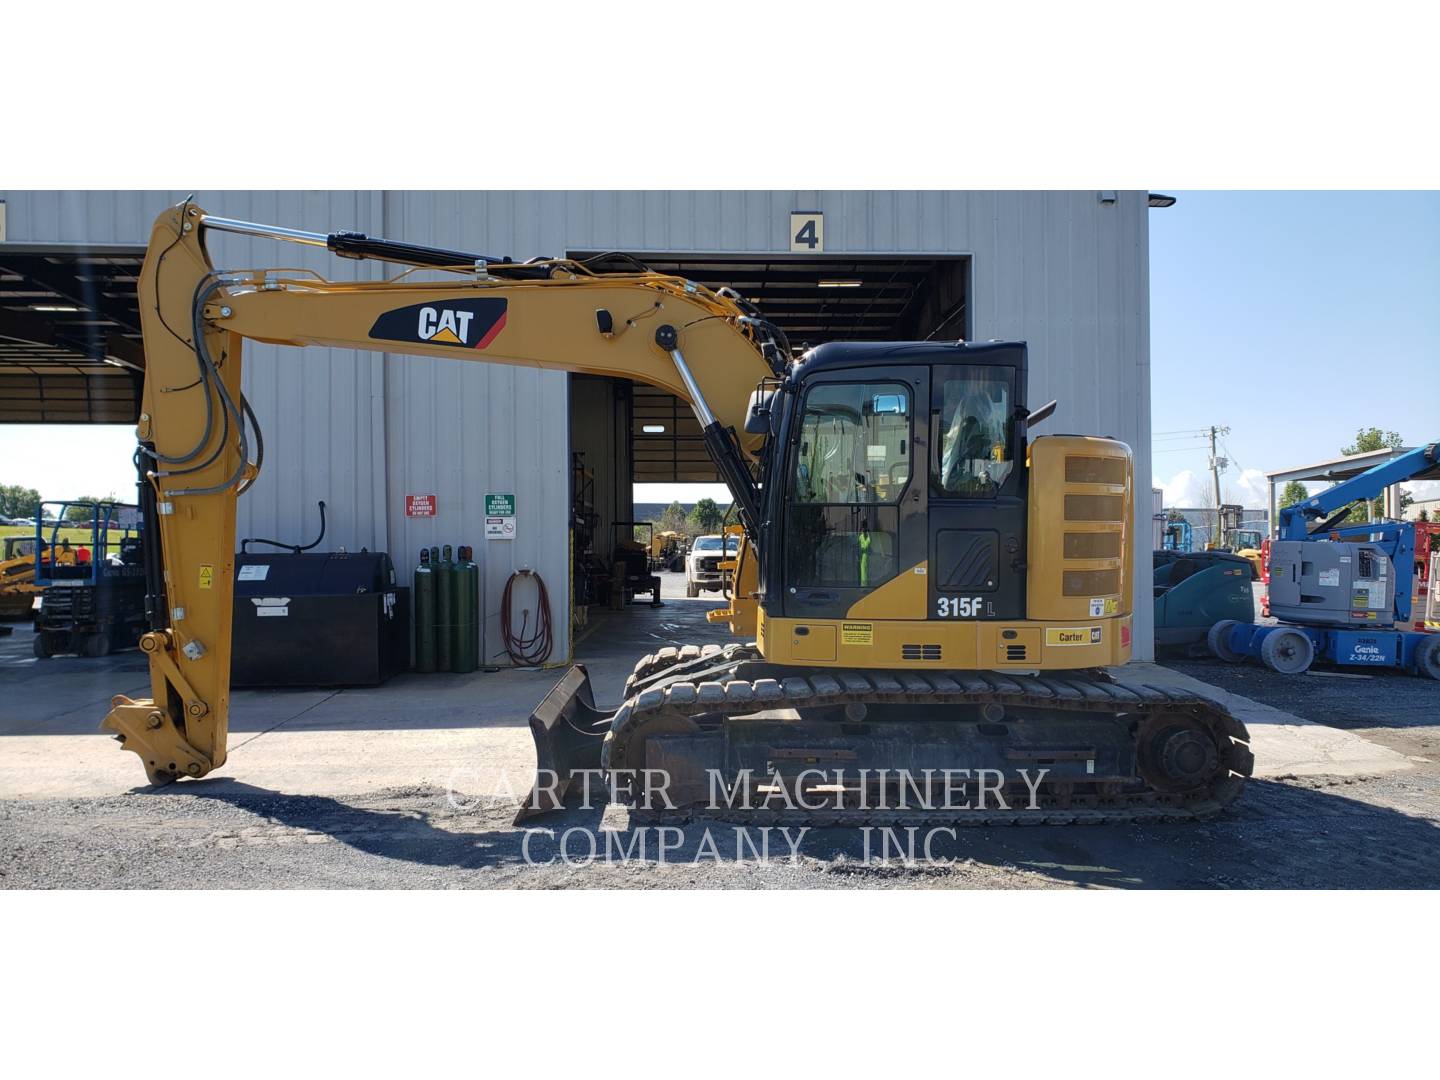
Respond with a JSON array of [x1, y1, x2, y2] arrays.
[[200, 215, 330, 247], [669, 347, 718, 428]]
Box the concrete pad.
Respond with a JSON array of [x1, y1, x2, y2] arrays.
[[1121, 662, 1414, 778], [0, 574, 1413, 800], [0, 718, 539, 800]]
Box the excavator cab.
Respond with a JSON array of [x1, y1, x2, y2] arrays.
[[765, 342, 1029, 628]]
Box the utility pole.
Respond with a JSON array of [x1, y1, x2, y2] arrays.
[[1208, 425, 1230, 546]]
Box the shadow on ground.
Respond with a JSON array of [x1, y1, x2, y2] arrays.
[[172, 775, 1440, 889]]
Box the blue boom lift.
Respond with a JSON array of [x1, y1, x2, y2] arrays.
[[1208, 441, 1440, 679]]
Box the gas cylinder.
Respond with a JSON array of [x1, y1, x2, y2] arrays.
[[436, 544, 454, 672], [453, 545, 479, 673], [413, 547, 436, 672]]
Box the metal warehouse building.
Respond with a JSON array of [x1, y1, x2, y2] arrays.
[[0, 190, 1162, 661]]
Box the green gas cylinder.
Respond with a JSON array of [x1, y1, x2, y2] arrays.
[[413, 547, 436, 673], [452, 545, 479, 674], [436, 543, 455, 672]]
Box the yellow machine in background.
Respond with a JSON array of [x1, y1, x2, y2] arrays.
[[101, 201, 1252, 824], [649, 530, 686, 572], [0, 537, 44, 620]]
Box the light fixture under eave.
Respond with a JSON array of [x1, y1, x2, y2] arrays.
[[1147, 193, 1177, 208], [642, 424, 666, 434], [31, 304, 81, 312], [818, 280, 862, 288]]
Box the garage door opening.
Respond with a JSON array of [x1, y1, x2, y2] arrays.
[[0, 243, 149, 506], [566, 251, 968, 641]]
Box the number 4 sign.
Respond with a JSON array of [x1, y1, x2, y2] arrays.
[[789, 210, 824, 253]]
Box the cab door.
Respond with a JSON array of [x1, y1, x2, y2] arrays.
[[927, 356, 1028, 621], [780, 367, 928, 620]]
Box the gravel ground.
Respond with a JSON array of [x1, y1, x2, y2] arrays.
[[1164, 656, 1440, 764], [4, 579, 1436, 889], [3, 766, 1437, 889]]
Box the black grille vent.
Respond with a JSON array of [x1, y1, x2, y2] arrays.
[[1004, 644, 1027, 661], [902, 644, 942, 661], [936, 530, 999, 592]]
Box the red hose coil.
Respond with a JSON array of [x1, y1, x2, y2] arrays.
[[501, 569, 553, 666]]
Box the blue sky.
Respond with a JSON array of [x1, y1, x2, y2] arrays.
[[5, 192, 1436, 510], [1149, 190, 1440, 509]]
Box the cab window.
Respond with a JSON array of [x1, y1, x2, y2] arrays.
[[785, 383, 910, 592], [933, 366, 1016, 496], [792, 384, 910, 505]]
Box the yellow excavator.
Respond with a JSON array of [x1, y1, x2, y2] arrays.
[[102, 200, 1252, 824]]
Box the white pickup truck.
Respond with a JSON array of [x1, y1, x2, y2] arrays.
[[684, 534, 738, 597]]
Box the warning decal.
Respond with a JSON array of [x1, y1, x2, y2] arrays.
[[841, 622, 873, 645], [198, 565, 214, 590]]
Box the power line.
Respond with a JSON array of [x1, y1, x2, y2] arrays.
[[1220, 439, 1247, 475]]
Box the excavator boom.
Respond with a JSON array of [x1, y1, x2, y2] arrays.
[[104, 201, 776, 783]]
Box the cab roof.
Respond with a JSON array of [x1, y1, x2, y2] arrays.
[[790, 340, 1027, 381]]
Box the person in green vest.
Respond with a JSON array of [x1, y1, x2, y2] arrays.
[[858, 519, 872, 588]]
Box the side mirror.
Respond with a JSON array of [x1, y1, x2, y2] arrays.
[[744, 389, 776, 434], [1026, 400, 1058, 428]]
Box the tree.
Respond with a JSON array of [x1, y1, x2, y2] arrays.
[[657, 500, 689, 536], [1340, 427, 1407, 522], [686, 497, 724, 535], [1419, 509, 1431, 523], [0, 484, 42, 519], [65, 494, 118, 522], [1198, 483, 1219, 549], [1278, 480, 1309, 510], [1342, 427, 1403, 456]]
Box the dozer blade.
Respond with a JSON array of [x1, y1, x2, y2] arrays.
[[514, 665, 611, 824]]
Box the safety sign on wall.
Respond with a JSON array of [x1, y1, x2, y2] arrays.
[[405, 494, 437, 517], [485, 493, 516, 540]]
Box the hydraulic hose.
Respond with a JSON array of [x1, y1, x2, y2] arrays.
[[501, 569, 553, 667], [241, 500, 326, 555]]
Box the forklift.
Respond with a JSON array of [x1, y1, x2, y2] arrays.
[[31, 501, 148, 658]]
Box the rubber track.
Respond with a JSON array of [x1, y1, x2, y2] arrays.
[[605, 651, 1255, 826]]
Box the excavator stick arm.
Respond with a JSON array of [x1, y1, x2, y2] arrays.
[[105, 201, 773, 785]]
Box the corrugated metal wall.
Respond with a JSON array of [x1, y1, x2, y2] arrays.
[[0, 190, 1155, 659]]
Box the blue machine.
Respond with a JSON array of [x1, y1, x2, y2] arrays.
[[1210, 441, 1440, 679], [1160, 518, 1193, 553], [31, 500, 147, 658]]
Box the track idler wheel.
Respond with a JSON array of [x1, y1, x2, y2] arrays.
[[1137, 713, 1222, 794]]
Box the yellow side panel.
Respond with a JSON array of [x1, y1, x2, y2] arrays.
[[993, 626, 1042, 666], [789, 624, 838, 661], [1027, 435, 1133, 623], [845, 561, 929, 620], [757, 609, 1132, 670]]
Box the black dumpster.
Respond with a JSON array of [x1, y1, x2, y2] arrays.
[[232, 550, 409, 687]]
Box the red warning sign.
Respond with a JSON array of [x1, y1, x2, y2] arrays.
[[405, 494, 437, 518]]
